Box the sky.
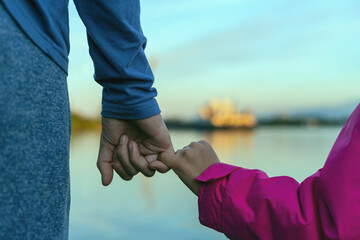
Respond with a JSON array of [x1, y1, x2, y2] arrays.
[[67, 0, 360, 119]]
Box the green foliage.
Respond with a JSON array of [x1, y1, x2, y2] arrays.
[[71, 112, 101, 132]]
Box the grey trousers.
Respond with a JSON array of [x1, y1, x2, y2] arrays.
[[0, 4, 70, 240]]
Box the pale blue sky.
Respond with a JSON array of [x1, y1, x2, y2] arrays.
[[67, 0, 360, 119]]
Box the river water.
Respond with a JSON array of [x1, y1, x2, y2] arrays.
[[69, 126, 342, 239]]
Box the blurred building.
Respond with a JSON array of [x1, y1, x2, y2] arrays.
[[199, 99, 256, 128]]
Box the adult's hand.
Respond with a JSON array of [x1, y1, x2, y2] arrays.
[[97, 113, 173, 185]]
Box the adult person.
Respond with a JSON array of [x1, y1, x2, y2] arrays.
[[0, 1, 172, 239]]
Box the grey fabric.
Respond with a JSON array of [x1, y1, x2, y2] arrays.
[[0, 3, 70, 240]]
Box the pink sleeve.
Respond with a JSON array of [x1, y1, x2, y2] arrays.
[[196, 104, 360, 240]]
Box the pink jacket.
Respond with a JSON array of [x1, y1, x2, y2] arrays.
[[196, 104, 360, 240]]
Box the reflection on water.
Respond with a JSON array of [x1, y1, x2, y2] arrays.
[[139, 175, 155, 211], [203, 129, 254, 164], [69, 126, 341, 240]]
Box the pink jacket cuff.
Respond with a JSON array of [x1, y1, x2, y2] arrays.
[[195, 163, 239, 233], [195, 163, 239, 182]]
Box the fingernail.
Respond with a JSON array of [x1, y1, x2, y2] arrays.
[[120, 135, 126, 144], [128, 142, 133, 151]]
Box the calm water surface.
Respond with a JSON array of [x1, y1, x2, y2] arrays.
[[69, 126, 342, 240]]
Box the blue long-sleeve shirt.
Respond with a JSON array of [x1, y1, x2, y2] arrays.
[[2, 0, 160, 119]]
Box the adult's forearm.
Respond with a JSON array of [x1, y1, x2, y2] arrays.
[[74, 0, 160, 119]]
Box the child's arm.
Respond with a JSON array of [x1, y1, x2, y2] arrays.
[[156, 141, 321, 239], [154, 104, 360, 240]]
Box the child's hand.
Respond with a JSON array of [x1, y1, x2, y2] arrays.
[[153, 140, 220, 195]]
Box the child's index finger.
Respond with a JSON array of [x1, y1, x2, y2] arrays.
[[157, 151, 178, 168]]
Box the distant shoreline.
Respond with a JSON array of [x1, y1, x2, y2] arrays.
[[70, 113, 346, 132], [165, 118, 346, 130]]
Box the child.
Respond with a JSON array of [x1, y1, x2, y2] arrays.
[[150, 104, 360, 240]]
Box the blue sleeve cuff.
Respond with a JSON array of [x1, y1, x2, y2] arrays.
[[101, 97, 161, 120]]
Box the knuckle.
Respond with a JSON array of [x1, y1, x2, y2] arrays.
[[159, 167, 170, 174], [182, 148, 193, 158], [189, 141, 198, 147], [179, 149, 190, 158], [182, 150, 194, 159], [198, 140, 208, 145], [183, 148, 191, 154], [129, 168, 139, 176], [180, 149, 190, 157], [175, 149, 185, 157], [122, 175, 133, 181], [143, 170, 155, 178]]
